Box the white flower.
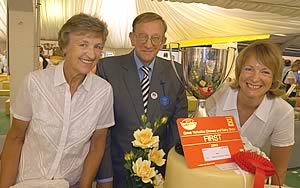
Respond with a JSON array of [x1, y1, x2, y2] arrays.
[[153, 173, 164, 188], [148, 148, 166, 166], [132, 157, 156, 184], [132, 128, 159, 149]]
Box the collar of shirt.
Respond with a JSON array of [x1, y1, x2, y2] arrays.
[[223, 86, 271, 123], [133, 50, 155, 81], [53, 61, 92, 92]]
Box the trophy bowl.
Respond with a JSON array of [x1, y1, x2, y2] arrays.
[[170, 44, 234, 117]]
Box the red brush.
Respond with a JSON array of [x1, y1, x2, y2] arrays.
[[232, 151, 281, 188]]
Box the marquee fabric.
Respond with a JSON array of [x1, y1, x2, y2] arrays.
[[156, 0, 300, 17], [0, 0, 300, 49]]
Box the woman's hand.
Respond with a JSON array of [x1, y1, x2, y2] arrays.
[[269, 145, 293, 185]]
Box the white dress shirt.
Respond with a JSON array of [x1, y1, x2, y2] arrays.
[[11, 62, 114, 186], [206, 83, 294, 148]]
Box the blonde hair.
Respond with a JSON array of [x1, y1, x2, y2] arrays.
[[231, 40, 284, 98], [58, 13, 108, 50]]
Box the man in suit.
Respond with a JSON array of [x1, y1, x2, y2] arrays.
[[96, 12, 188, 188]]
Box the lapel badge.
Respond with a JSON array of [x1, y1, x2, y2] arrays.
[[160, 96, 170, 106], [151, 92, 158, 100]]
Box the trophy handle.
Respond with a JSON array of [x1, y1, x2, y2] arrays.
[[169, 42, 193, 95], [221, 47, 236, 83], [169, 42, 181, 81]]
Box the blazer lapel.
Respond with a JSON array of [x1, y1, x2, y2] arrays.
[[121, 52, 145, 119], [147, 58, 164, 122]]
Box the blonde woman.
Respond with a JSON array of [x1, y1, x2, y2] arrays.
[[206, 41, 294, 185]]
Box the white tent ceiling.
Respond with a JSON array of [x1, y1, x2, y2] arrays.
[[158, 0, 300, 17], [1, 0, 300, 50]]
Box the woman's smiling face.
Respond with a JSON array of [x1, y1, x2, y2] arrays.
[[63, 32, 104, 76], [238, 55, 273, 101]]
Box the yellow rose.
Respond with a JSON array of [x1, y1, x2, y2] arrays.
[[153, 173, 164, 188], [148, 148, 166, 166], [124, 153, 131, 161], [132, 128, 159, 149], [124, 151, 134, 161], [132, 157, 156, 184]]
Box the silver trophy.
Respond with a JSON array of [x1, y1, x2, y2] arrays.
[[170, 43, 235, 117]]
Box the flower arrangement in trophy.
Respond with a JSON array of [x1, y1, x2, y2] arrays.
[[124, 114, 168, 188], [170, 43, 235, 117]]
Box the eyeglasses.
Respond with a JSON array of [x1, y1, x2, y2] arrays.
[[135, 33, 163, 45]]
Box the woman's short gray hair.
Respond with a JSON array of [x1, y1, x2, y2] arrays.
[[58, 13, 108, 50]]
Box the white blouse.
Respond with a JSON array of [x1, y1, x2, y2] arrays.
[[206, 83, 294, 148], [12, 62, 114, 185]]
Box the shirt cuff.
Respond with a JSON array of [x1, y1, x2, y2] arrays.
[[95, 177, 113, 183]]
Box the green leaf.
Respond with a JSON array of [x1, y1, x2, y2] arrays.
[[153, 120, 160, 130], [145, 122, 151, 128], [124, 163, 131, 170]]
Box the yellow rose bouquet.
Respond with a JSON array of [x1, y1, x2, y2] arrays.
[[124, 114, 168, 188]]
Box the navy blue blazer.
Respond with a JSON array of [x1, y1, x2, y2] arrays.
[[96, 51, 188, 188]]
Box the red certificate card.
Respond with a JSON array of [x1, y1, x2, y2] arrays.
[[176, 116, 244, 168]]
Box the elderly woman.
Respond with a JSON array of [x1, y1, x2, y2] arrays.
[[0, 13, 114, 188], [206, 40, 294, 185]]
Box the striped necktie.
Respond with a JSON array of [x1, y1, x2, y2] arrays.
[[141, 66, 150, 113]]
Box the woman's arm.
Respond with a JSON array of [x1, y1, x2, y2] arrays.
[[96, 129, 113, 188], [0, 118, 29, 188], [269, 145, 293, 185], [79, 128, 108, 188]]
